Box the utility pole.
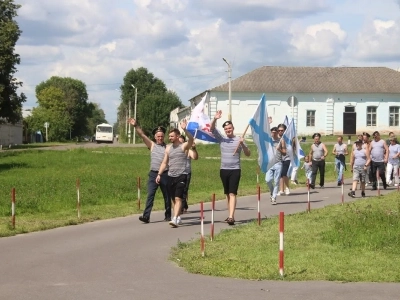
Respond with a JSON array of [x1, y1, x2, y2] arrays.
[[223, 58, 232, 121], [131, 84, 138, 144]]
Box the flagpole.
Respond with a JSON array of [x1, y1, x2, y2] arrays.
[[233, 124, 250, 155]]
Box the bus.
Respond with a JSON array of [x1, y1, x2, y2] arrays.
[[95, 123, 114, 143]]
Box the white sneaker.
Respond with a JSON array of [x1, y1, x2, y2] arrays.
[[388, 180, 393, 186], [285, 187, 291, 195], [169, 218, 178, 228], [271, 197, 277, 205], [277, 191, 283, 196], [177, 217, 182, 225]]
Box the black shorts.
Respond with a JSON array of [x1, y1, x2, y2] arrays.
[[281, 160, 291, 177], [167, 174, 187, 200], [220, 169, 241, 195]]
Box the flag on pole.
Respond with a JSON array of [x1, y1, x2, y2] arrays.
[[187, 92, 217, 143], [283, 115, 289, 126], [282, 118, 304, 167], [249, 94, 276, 173]]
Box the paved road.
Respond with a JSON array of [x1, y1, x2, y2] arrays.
[[1, 180, 399, 299]]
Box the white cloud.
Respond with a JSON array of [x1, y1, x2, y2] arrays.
[[13, 0, 400, 125], [348, 19, 400, 62], [289, 22, 347, 63]]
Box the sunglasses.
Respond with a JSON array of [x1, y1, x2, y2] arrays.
[[278, 129, 284, 132]]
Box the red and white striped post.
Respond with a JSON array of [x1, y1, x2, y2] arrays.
[[256, 166, 260, 189], [307, 178, 311, 212], [279, 212, 284, 277], [200, 201, 205, 257], [137, 177, 141, 210], [11, 188, 16, 229], [341, 174, 344, 205], [76, 178, 80, 219], [210, 194, 215, 241], [257, 185, 261, 225], [377, 169, 380, 196]]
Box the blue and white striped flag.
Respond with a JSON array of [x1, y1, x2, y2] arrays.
[[283, 115, 289, 126], [249, 94, 276, 173], [282, 118, 304, 167]]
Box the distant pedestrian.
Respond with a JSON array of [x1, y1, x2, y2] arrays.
[[211, 110, 251, 225], [332, 136, 348, 186], [156, 120, 194, 228], [277, 124, 291, 195], [348, 139, 371, 198], [369, 131, 388, 190], [301, 156, 312, 183], [309, 133, 328, 189], [128, 119, 170, 223], [386, 136, 400, 187], [178, 135, 198, 213]]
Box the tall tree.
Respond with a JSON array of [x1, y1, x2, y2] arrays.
[[0, 0, 26, 123], [87, 103, 107, 135], [138, 90, 182, 131], [26, 86, 71, 141], [35, 76, 90, 138], [117, 67, 183, 138]]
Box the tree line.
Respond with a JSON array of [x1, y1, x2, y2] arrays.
[[1, 0, 184, 142]]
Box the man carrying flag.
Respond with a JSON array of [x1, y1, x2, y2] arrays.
[[249, 94, 286, 204]]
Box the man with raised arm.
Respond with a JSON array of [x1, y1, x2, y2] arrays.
[[156, 120, 194, 228], [128, 119, 170, 223], [210, 110, 251, 225]]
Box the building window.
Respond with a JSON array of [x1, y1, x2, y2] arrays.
[[389, 106, 399, 126], [306, 110, 315, 126], [366, 106, 377, 126]]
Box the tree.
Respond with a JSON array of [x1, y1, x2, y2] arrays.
[[87, 103, 107, 135], [35, 76, 91, 138], [0, 0, 26, 123], [26, 86, 71, 141], [138, 90, 182, 131], [117, 67, 183, 139]]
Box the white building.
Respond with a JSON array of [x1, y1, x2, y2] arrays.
[[177, 66, 400, 137]]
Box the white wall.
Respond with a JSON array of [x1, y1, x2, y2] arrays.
[[209, 91, 400, 136]]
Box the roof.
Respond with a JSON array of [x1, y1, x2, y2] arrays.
[[211, 66, 400, 94]]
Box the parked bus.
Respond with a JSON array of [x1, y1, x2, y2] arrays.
[[95, 123, 114, 143]]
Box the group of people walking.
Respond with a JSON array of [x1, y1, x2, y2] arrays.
[[129, 115, 399, 227], [129, 110, 251, 227], [302, 131, 399, 199]]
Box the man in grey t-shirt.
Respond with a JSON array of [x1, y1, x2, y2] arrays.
[[211, 110, 251, 226]]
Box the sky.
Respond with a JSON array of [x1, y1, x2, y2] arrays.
[[15, 0, 400, 125]]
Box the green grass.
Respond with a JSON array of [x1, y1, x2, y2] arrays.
[[0, 143, 340, 236], [170, 193, 400, 282]]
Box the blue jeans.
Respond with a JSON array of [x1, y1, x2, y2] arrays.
[[265, 162, 282, 198], [143, 171, 170, 219], [335, 158, 345, 183]]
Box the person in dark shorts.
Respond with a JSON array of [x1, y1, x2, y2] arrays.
[[156, 120, 194, 228], [178, 135, 198, 213], [211, 110, 251, 225]]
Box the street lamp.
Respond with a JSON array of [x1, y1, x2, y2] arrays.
[[222, 57, 232, 121], [131, 84, 138, 144]]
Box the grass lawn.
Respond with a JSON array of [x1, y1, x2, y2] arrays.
[[0, 143, 340, 237], [170, 192, 400, 282]]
